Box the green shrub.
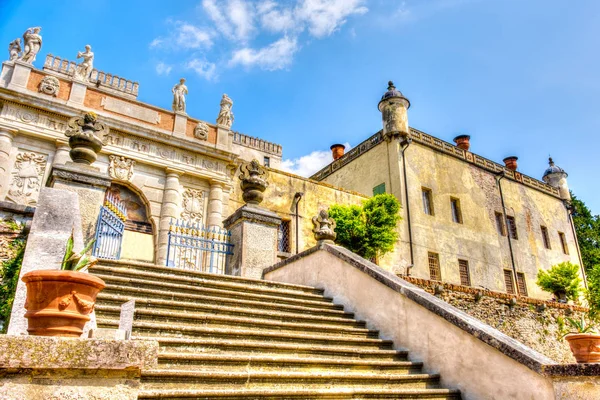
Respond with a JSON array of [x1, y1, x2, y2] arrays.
[[536, 261, 582, 301], [329, 193, 401, 261], [586, 264, 600, 319], [0, 240, 26, 333]]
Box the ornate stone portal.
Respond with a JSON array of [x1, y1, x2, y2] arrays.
[[38, 75, 60, 96], [108, 155, 135, 181]]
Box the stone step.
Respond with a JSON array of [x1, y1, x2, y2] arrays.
[[95, 274, 336, 307], [139, 336, 405, 361], [96, 293, 358, 325], [140, 369, 441, 389], [96, 288, 348, 317], [157, 352, 423, 373], [92, 265, 325, 301], [95, 305, 369, 334], [97, 319, 385, 346], [137, 387, 462, 399], [97, 260, 321, 294]]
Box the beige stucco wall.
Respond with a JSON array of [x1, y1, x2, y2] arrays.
[[264, 248, 559, 400]]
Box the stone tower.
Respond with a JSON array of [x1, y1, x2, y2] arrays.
[[542, 157, 571, 202], [378, 81, 410, 141]]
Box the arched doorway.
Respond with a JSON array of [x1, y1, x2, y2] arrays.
[[106, 183, 155, 262]]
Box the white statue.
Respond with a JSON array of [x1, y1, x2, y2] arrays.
[[216, 93, 234, 129], [172, 78, 188, 113], [8, 38, 21, 61], [19, 27, 42, 64], [74, 45, 94, 81]]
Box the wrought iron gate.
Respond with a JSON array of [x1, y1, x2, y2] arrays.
[[166, 218, 233, 274], [92, 194, 127, 260]]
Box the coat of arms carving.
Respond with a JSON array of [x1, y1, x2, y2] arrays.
[[108, 155, 135, 181], [7, 151, 47, 206], [181, 188, 204, 224]]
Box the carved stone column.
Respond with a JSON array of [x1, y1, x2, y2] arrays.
[[207, 180, 224, 228], [52, 139, 71, 166], [0, 126, 16, 199], [157, 168, 182, 265]]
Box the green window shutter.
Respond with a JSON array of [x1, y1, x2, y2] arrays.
[[373, 183, 386, 196]]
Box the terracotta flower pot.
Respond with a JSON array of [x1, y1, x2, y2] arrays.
[[565, 333, 600, 363], [22, 270, 105, 337]]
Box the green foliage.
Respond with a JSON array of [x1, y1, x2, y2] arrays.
[[0, 239, 26, 333], [562, 315, 597, 336], [536, 262, 582, 301], [329, 193, 401, 261], [60, 232, 98, 272], [570, 193, 600, 272], [586, 264, 600, 319]]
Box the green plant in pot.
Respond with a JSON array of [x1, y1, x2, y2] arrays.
[[536, 262, 582, 303], [22, 232, 106, 337], [562, 316, 600, 363]]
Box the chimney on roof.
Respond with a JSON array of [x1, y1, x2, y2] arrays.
[[503, 156, 518, 171], [453, 134, 471, 151], [330, 144, 346, 161]]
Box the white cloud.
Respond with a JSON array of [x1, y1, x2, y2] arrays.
[[186, 59, 217, 81], [258, 1, 297, 33], [282, 142, 352, 177], [295, 0, 368, 38], [175, 22, 213, 49], [229, 36, 298, 71], [202, 0, 255, 42], [155, 62, 173, 75], [149, 38, 164, 48]]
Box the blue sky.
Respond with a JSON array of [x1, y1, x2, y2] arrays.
[[2, 0, 599, 214]]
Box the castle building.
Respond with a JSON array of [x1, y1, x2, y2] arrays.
[[0, 29, 584, 300], [310, 82, 584, 299]]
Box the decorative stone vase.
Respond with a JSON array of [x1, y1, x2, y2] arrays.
[[239, 160, 268, 206], [22, 270, 105, 337], [312, 209, 337, 244], [65, 111, 107, 165], [453, 135, 471, 151], [565, 333, 600, 363]]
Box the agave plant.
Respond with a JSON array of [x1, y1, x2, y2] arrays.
[[60, 231, 98, 272], [562, 316, 598, 337]]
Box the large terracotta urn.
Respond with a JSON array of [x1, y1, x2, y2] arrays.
[[22, 270, 105, 337], [565, 333, 600, 363]]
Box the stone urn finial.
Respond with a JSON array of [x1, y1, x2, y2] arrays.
[[65, 111, 106, 165], [239, 159, 268, 206], [312, 209, 337, 244]]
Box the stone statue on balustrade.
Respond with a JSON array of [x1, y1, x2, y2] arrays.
[[8, 38, 21, 61], [216, 94, 234, 129], [312, 209, 337, 244], [74, 45, 94, 82], [19, 27, 42, 64], [172, 78, 188, 113]]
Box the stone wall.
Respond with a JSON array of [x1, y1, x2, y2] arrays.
[[401, 275, 586, 363]]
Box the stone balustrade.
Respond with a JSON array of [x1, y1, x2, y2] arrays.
[[43, 54, 139, 98], [232, 131, 282, 156]]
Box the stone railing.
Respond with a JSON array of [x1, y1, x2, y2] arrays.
[[232, 131, 282, 156], [310, 128, 560, 198], [43, 54, 139, 98]]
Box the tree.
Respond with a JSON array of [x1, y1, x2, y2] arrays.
[[329, 193, 401, 261], [536, 261, 582, 301], [570, 193, 600, 272], [586, 265, 600, 319]]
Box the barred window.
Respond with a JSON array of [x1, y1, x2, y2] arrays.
[[373, 183, 386, 196], [504, 270, 515, 294], [541, 226, 551, 249], [559, 232, 569, 255], [278, 221, 291, 253], [516, 272, 528, 296], [428, 252, 441, 281], [422, 188, 434, 216], [458, 259, 471, 286], [264, 157, 270, 167], [495, 212, 506, 236], [506, 216, 518, 240], [451, 198, 462, 224]]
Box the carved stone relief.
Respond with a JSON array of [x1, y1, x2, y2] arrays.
[[194, 122, 209, 140], [181, 188, 205, 224], [108, 155, 135, 181], [38, 75, 60, 96], [7, 151, 48, 206]]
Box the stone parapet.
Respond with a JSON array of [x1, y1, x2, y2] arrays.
[[232, 131, 282, 156], [0, 336, 158, 400]]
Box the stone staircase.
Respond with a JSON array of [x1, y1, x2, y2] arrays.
[[92, 261, 461, 399]]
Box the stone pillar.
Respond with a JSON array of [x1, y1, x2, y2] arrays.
[[224, 206, 281, 279], [67, 81, 87, 106], [207, 180, 224, 228], [0, 62, 15, 88], [48, 163, 111, 244], [173, 112, 187, 137], [6, 61, 32, 92], [216, 126, 233, 152], [0, 126, 16, 199], [157, 168, 182, 265], [52, 139, 71, 166]]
